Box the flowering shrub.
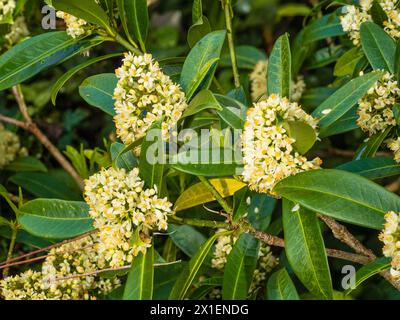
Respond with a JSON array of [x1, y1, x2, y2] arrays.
[[1, 0, 400, 302]]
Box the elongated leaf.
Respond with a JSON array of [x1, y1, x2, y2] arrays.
[[169, 230, 231, 300], [354, 128, 391, 159], [0, 32, 82, 90], [182, 89, 222, 118], [312, 71, 383, 137], [52, 0, 112, 33], [174, 178, 246, 211], [110, 142, 138, 171], [18, 199, 93, 239], [139, 121, 165, 191], [222, 233, 260, 300], [220, 46, 267, 70], [52, 53, 122, 105], [345, 257, 391, 295], [274, 169, 400, 229], [79, 73, 117, 116], [117, 0, 148, 52], [267, 33, 292, 98], [168, 224, 207, 258], [303, 14, 345, 44], [334, 48, 363, 77], [123, 247, 154, 300], [215, 94, 246, 129], [360, 22, 396, 73], [395, 39, 400, 82], [5, 157, 47, 173], [337, 157, 400, 180], [180, 30, 226, 100], [318, 107, 358, 137], [283, 121, 316, 154], [266, 268, 300, 300], [283, 200, 333, 300]]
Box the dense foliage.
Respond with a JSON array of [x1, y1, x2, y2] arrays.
[[0, 0, 400, 300]]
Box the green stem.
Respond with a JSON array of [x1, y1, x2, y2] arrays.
[[114, 34, 142, 55], [223, 0, 241, 89], [3, 227, 17, 278], [198, 176, 233, 214], [169, 215, 227, 229]]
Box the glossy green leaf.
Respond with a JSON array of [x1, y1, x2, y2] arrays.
[[266, 268, 300, 300], [110, 142, 138, 171], [182, 89, 222, 118], [18, 199, 93, 239], [274, 169, 400, 229], [0, 32, 83, 90], [283, 199, 333, 300], [5, 157, 47, 173], [283, 121, 316, 154], [174, 178, 246, 211], [360, 22, 396, 73], [303, 14, 345, 44], [222, 233, 260, 300], [168, 224, 207, 258], [267, 33, 291, 98], [337, 157, 400, 180], [79, 73, 117, 116], [123, 246, 154, 300], [334, 48, 363, 77], [312, 71, 383, 137], [247, 193, 277, 233], [180, 30, 226, 100], [220, 46, 267, 70], [169, 230, 231, 300], [354, 128, 391, 160], [52, 53, 122, 105], [370, 1, 388, 26], [117, 0, 148, 52], [215, 94, 247, 129]]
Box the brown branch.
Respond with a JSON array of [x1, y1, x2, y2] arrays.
[[0, 86, 84, 189]]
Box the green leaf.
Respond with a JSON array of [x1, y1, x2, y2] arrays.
[[51, 0, 113, 34], [354, 128, 391, 159], [266, 268, 300, 300], [318, 107, 359, 137], [312, 71, 383, 138], [222, 233, 260, 300], [79, 73, 117, 116], [267, 33, 292, 98], [395, 40, 400, 82], [247, 193, 277, 233], [337, 157, 400, 180], [345, 257, 391, 295], [182, 89, 222, 118], [283, 200, 333, 300], [110, 142, 138, 171], [117, 0, 149, 52], [10, 171, 82, 201], [169, 230, 231, 300], [168, 224, 207, 258], [220, 46, 267, 70], [139, 121, 165, 191], [180, 30, 227, 100], [370, 1, 388, 26], [188, 16, 211, 48], [0, 32, 83, 90], [283, 121, 316, 154], [334, 48, 363, 77], [303, 14, 345, 44], [123, 246, 154, 300], [5, 157, 47, 173], [274, 169, 400, 229], [360, 22, 396, 73], [174, 178, 246, 211], [52, 53, 122, 105], [215, 94, 247, 130], [18, 199, 93, 239]]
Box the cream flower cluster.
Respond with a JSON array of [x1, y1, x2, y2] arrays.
[[340, 0, 400, 45], [0, 235, 120, 300], [212, 232, 279, 293], [0, 124, 27, 168], [56, 11, 89, 38], [113, 53, 187, 146], [84, 167, 172, 267], [357, 72, 399, 136], [249, 60, 306, 102], [379, 211, 400, 280], [387, 138, 400, 162], [5, 16, 29, 45], [241, 94, 322, 194], [0, 0, 15, 22]]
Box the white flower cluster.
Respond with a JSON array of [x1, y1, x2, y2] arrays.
[[387, 138, 400, 162], [357, 72, 399, 136], [241, 94, 322, 195], [84, 167, 173, 267], [5, 16, 29, 45], [379, 211, 400, 280], [113, 53, 187, 146], [340, 0, 400, 45], [212, 231, 279, 294], [56, 11, 89, 38], [249, 60, 306, 102], [0, 0, 15, 22], [0, 235, 120, 300], [0, 124, 27, 168]]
